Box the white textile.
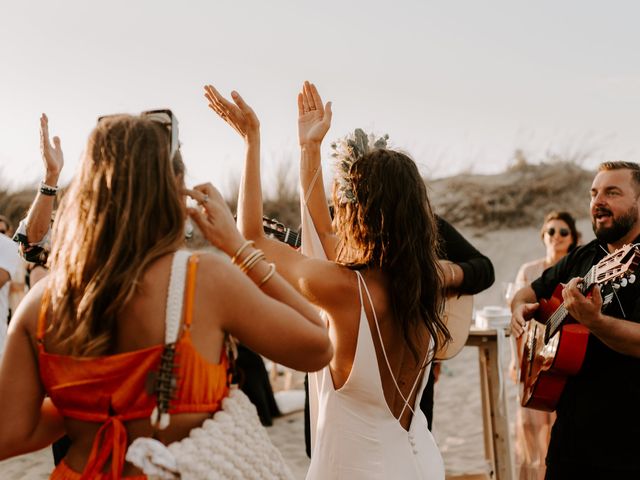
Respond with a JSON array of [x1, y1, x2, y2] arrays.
[[0, 234, 20, 357]]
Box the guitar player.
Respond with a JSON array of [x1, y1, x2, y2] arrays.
[[511, 161, 640, 479]]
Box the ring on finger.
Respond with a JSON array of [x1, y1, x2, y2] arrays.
[[199, 194, 210, 206]]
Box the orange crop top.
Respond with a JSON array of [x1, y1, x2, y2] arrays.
[[37, 254, 230, 479]]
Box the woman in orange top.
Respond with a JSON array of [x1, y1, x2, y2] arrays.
[[0, 113, 332, 478]]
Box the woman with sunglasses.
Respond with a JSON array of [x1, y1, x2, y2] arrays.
[[515, 211, 579, 290], [199, 83, 448, 479], [0, 113, 332, 478], [510, 210, 578, 480]]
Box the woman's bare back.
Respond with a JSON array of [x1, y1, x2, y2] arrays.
[[325, 267, 432, 430], [42, 253, 226, 475]]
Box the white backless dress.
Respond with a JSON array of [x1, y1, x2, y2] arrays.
[[305, 271, 445, 479]]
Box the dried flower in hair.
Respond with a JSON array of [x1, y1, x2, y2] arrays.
[[331, 128, 389, 204]]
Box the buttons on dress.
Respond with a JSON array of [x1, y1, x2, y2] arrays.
[[408, 432, 417, 452]]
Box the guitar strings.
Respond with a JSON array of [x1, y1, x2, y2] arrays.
[[546, 265, 594, 338]]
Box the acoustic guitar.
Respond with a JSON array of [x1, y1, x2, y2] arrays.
[[519, 243, 640, 411], [435, 295, 474, 360], [262, 216, 301, 248]]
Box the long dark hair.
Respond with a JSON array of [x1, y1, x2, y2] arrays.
[[333, 149, 449, 362]]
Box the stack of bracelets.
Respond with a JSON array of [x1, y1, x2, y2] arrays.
[[231, 240, 276, 288], [39, 181, 59, 197]]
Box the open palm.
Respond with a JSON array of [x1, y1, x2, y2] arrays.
[[204, 85, 259, 140], [40, 114, 64, 175], [297, 81, 332, 146]]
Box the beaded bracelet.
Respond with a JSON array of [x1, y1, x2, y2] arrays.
[[39, 181, 58, 197], [258, 263, 276, 288]]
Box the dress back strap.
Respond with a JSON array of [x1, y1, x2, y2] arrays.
[[354, 270, 428, 419], [164, 250, 192, 344]]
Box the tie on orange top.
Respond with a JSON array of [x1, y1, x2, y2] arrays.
[[38, 254, 230, 479]]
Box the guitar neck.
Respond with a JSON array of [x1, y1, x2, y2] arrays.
[[545, 266, 597, 341], [265, 226, 301, 248]]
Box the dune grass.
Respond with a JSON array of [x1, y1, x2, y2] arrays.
[[0, 153, 595, 242]]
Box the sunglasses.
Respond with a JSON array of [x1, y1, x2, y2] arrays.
[[546, 227, 570, 238], [97, 109, 179, 160]]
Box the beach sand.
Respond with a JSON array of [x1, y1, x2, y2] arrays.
[[0, 220, 595, 479]]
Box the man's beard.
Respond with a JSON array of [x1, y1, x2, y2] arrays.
[[592, 204, 639, 244]]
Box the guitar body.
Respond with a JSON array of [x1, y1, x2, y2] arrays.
[[520, 284, 590, 411], [435, 295, 474, 360]]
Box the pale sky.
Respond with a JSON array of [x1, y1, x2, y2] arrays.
[[1, 0, 639, 196]]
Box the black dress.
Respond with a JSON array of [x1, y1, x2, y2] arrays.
[[236, 343, 281, 426]]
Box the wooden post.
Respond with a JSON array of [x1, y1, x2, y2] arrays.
[[478, 344, 496, 478], [467, 329, 515, 480]]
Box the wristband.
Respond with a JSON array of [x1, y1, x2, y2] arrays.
[[40, 181, 58, 196]]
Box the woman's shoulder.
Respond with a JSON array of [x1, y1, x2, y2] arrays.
[[191, 250, 239, 282], [296, 260, 361, 310], [520, 258, 545, 270], [517, 258, 546, 283], [191, 249, 229, 267]]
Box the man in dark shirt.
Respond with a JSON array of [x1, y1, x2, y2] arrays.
[[511, 161, 640, 478], [420, 216, 495, 430]]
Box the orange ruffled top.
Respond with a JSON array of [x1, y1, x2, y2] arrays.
[[38, 255, 230, 479]]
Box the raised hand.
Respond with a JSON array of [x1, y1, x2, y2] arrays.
[[204, 85, 259, 141], [186, 183, 244, 256], [40, 114, 64, 180], [297, 81, 332, 147]]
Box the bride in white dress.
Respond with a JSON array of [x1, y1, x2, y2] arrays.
[[201, 81, 451, 479]]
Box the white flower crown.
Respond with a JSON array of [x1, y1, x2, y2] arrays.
[[330, 128, 389, 204]]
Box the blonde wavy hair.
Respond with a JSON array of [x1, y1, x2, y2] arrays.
[[47, 115, 186, 356]]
